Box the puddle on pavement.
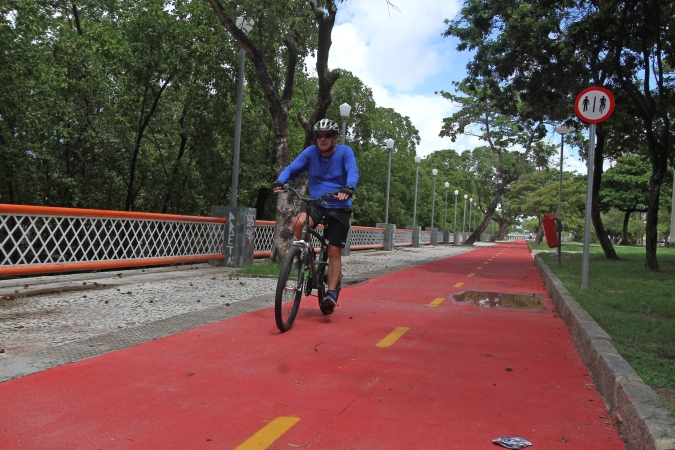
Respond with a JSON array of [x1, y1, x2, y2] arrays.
[[451, 291, 542, 309]]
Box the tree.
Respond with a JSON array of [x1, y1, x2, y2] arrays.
[[439, 81, 548, 246], [208, 0, 348, 261], [601, 155, 651, 245]]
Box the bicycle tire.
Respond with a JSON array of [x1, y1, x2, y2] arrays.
[[275, 246, 304, 332]]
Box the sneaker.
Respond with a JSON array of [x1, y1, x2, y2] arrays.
[[321, 290, 337, 314]]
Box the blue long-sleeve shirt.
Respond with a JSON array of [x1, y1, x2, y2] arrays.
[[276, 144, 359, 209]]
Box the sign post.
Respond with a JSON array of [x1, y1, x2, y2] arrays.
[[574, 86, 615, 288]]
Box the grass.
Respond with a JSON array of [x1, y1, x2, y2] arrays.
[[532, 242, 675, 414], [231, 260, 283, 277]]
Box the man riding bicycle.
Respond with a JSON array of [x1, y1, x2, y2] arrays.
[[272, 118, 359, 314]]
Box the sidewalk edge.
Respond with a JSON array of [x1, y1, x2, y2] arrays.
[[534, 255, 675, 450]]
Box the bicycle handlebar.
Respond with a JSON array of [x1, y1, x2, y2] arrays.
[[273, 185, 339, 203]]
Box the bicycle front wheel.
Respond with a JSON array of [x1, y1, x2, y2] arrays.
[[275, 246, 304, 332]]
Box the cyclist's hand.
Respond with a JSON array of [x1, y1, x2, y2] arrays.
[[336, 186, 354, 201], [272, 181, 285, 192]]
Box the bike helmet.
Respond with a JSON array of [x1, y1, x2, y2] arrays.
[[313, 118, 339, 134]]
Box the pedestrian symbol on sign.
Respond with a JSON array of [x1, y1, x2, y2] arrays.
[[575, 87, 614, 124]]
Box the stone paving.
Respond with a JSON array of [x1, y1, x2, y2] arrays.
[[0, 245, 480, 380]]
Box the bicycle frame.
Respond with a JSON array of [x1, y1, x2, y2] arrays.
[[278, 186, 335, 292]]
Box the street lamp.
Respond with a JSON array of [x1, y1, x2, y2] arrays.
[[339, 103, 352, 145], [431, 169, 438, 227], [454, 190, 459, 232], [555, 123, 570, 266], [469, 198, 473, 232], [413, 156, 421, 226], [384, 138, 395, 224], [444, 182, 450, 229], [462, 194, 468, 235], [231, 16, 254, 207]]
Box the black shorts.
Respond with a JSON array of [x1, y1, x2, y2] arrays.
[[304, 203, 352, 248]]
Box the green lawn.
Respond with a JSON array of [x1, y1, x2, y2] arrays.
[[531, 243, 675, 414]]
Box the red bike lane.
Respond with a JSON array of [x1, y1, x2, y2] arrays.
[[0, 242, 626, 449]]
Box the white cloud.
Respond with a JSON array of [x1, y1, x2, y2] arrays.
[[331, 0, 460, 92], [371, 87, 478, 156], [319, 0, 464, 156]]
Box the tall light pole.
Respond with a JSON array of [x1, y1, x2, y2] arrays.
[[384, 138, 395, 224], [231, 17, 254, 207], [454, 190, 459, 232], [555, 123, 571, 266], [462, 194, 468, 235], [413, 156, 421, 226], [469, 198, 473, 232], [444, 182, 450, 229], [431, 169, 438, 227], [339, 103, 351, 145]]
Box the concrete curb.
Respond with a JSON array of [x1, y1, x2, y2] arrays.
[[534, 255, 675, 450]]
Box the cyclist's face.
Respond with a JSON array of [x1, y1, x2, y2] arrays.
[[316, 132, 337, 152]]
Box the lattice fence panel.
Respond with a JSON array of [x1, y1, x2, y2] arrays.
[[254, 224, 276, 253], [394, 231, 413, 245], [0, 214, 224, 266], [350, 229, 384, 247], [254, 223, 325, 254], [420, 231, 432, 244]]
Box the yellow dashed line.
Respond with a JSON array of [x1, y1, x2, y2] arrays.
[[236, 417, 300, 450], [476, 266, 482, 269], [468, 273, 475, 277], [428, 298, 444, 307], [376, 327, 409, 348], [454, 282, 464, 288]]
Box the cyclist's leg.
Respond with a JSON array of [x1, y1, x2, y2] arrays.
[[292, 212, 313, 240], [293, 204, 321, 240], [323, 208, 351, 291], [327, 244, 342, 291]]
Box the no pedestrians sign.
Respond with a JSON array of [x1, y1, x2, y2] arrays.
[[575, 87, 614, 124]]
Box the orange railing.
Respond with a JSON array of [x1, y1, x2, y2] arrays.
[[0, 204, 227, 277]]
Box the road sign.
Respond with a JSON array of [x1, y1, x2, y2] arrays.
[[575, 86, 614, 124]]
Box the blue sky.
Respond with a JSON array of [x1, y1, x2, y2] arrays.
[[325, 0, 588, 173]]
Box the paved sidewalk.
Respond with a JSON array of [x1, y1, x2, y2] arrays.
[[0, 242, 625, 449]]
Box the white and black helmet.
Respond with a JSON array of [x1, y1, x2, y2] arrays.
[[313, 118, 339, 134]]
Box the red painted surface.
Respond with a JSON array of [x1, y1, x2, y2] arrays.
[[0, 242, 625, 449]]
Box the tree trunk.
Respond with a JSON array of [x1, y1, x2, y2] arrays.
[[620, 210, 632, 245], [463, 179, 507, 246], [161, 103, 189, 214], [208, 0, 301, 261], [125, 77, 171, 211], [535, 219, 544, 244], [495, 221, 510, 240], [298, 1, 341, 148], [590, 126, 618, 259], [645, 169, 665, 270]]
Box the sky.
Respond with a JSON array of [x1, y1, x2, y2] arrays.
[[324, 0, 588, 173]]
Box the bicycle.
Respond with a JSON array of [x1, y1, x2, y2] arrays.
[[274, 186, 342, 332]]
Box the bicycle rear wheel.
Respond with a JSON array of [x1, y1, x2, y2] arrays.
[[275, 246, 305, 332]]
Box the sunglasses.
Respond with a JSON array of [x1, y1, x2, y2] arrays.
[[315, 132, 335, 140]]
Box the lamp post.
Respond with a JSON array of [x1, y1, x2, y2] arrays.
[[454, 190, 459, 232], [384, 138, 395, 224], [469, 198, 473, 232], [231, 16, 254, 207], [444, 182, 450, 229], [430, 169, 438, 227], [462, 194, 468, 235], [339, 103, 351, 145], [413, 156, 421, 226], [555, 123, 571, 266]]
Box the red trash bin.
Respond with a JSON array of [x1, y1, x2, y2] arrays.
[[542, 213, 560, 248]]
